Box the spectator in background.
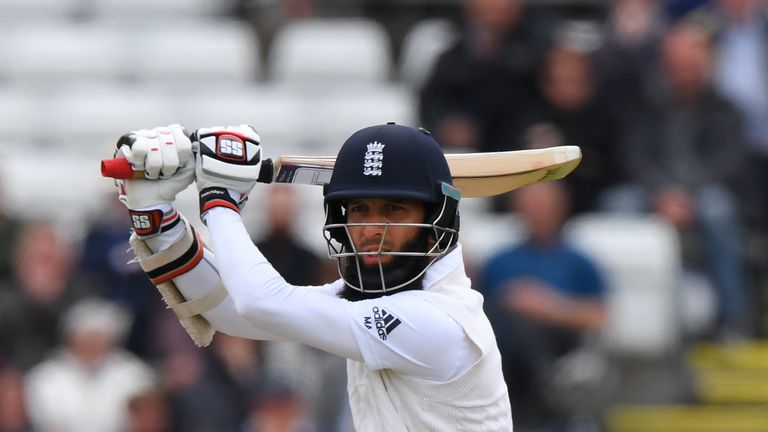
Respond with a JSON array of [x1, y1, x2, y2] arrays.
[[419, 0, 548, 153], [607, 22, 749, 337], [159, 334, 262, 432], [0, 366, 31, 432], [517, 35, 623, 214], [710, 0, 768, 231], [237, 0, 362, 71], [253, 185, 332, 286], [667, 0, 712, 21], [0, 223, 89, 371], [480, 182, 607, 431], [24, 298, 156, 432], [598, 0, 666, 109], [126, 387, 172, 432], [243, 379, 317, 432], [0, 181, 23, 282], [79, 195, 162, 358], [253, 185, 347, 432]]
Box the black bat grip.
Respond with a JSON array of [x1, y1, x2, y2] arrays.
[[257, 158, 274, 184]]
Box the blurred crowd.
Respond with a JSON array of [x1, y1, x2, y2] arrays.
[[0, 184, 346, 432], [1, 0, 767, 431]]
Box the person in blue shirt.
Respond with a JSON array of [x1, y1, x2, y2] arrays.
[[480, 181, 607, 430]]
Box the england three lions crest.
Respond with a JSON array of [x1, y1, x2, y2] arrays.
[[363, 141, 385, 176]]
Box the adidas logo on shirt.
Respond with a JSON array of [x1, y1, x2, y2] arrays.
[[364, 306, 402, 340]]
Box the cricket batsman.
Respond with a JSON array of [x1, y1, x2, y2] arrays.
[[113, 122, 513, 430]]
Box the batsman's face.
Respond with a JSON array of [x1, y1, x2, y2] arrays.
[[346, 198, 426, 267]]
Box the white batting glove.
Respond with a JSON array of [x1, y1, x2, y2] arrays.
[[192, 125, 263, 220], [114, 124, 194, 236]]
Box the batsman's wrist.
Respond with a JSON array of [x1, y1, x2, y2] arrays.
[[198, 187, 244, 223], [142, 218, 187, 253]]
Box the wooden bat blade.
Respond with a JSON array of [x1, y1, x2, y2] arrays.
[[451, 154, 581, 197], [445, 146, 581, 178]]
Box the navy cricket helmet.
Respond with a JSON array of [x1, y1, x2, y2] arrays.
[[322, 123, 460, 294]]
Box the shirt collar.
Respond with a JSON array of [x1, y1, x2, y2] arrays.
[[421, 242, 466, 290]]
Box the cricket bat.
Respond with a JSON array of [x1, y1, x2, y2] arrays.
[[101, 146, 581, 197]]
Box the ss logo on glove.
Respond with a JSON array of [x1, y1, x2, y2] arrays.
[[217, 135, 247, 162], [132, 214, 152, 229], [129, 209, 164, 236]]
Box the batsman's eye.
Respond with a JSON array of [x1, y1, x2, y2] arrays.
[[384, 204, 405, 213]]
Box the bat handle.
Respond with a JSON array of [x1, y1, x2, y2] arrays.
[[101, 158, 140, 179], [101, 157, 275, 183], [257, 159, 274, 184]]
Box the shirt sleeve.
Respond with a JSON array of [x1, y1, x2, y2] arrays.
[[206, 208, 477, 382], [345, 291, 479, 381], [173, 247, 343, 341]]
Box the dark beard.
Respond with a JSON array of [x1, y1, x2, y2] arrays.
[[336, 234, 430, 302]]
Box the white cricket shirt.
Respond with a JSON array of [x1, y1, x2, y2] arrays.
[[159, 208, 513, 430]]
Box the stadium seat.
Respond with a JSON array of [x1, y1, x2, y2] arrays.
[[45, 87, 182, 153], [126, 22, 261, 86], [2, 24, 127, 88], [87, 0, 231, 21], [0, 149, 114, 228], [564, 214, 683, 357], [269, 18, 392, 86], [302, 85, 416, 153], [399, 18, 457, 90], [0, 89, 42, 146], [176, 86, 308, 155], [458, 211, 526, 270], [0, 0, 84, 22]]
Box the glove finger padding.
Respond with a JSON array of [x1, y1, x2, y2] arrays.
[[144, 137, 164, 179], [115, 125, 192, 178], [158, 130, 180, 178], [114, 124, 196, 210], [172, 126, 194, 168]]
